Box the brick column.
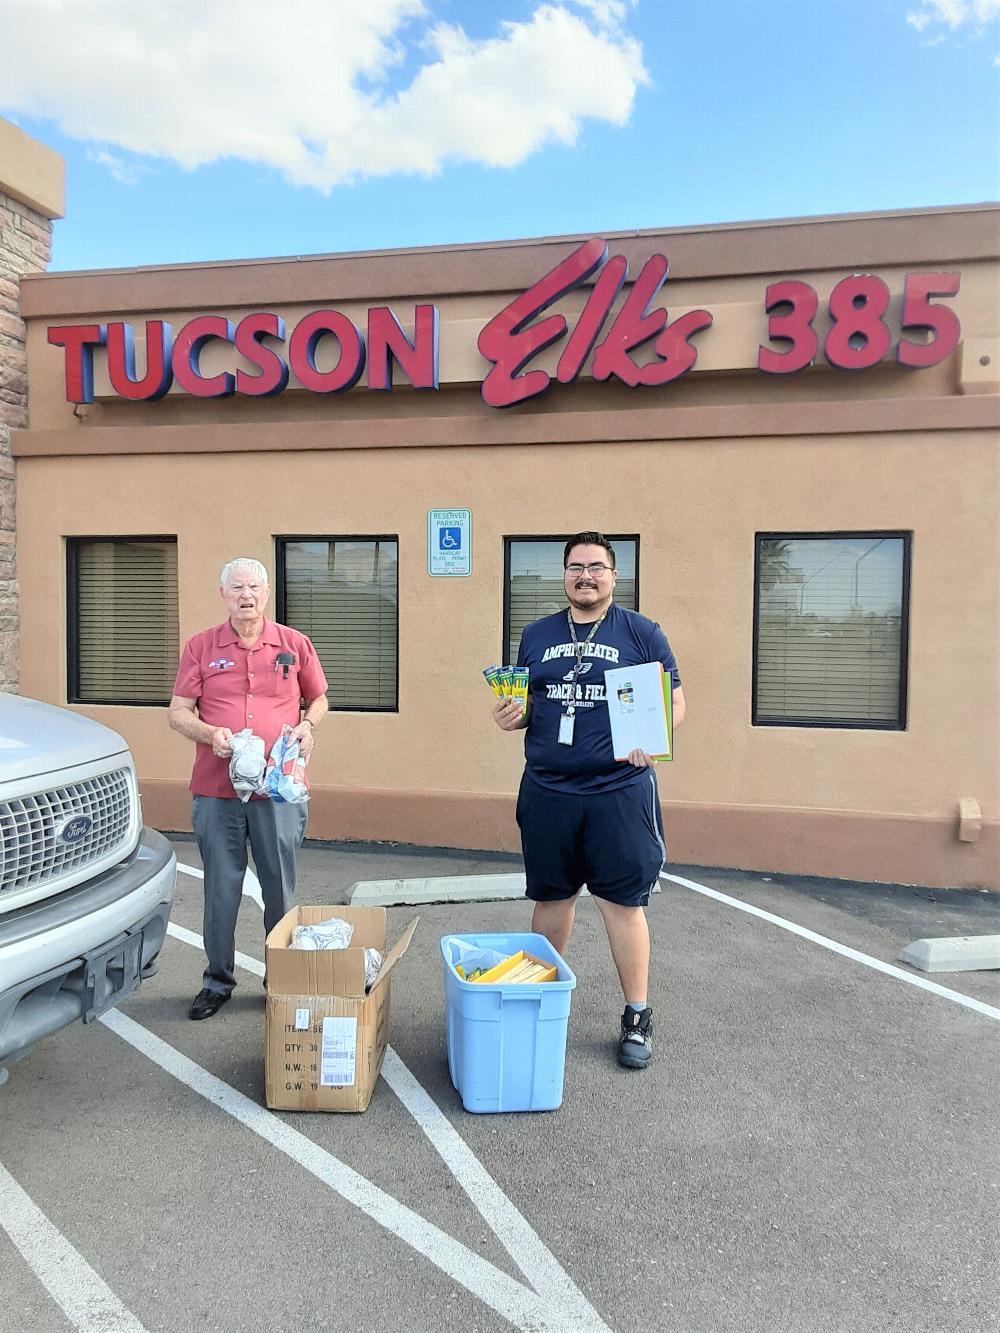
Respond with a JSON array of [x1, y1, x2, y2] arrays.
[[0, 120, 64, 693]]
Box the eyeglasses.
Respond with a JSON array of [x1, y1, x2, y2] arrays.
[[565, 562, 613, 576]]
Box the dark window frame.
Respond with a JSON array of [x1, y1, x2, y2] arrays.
[[67, 535, 178, 707], [752, 529, 911, 731], [275, 534, 400, 714], [502, 533, 641, 665]]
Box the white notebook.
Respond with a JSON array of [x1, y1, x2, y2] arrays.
[[604, 662, 673, 761]]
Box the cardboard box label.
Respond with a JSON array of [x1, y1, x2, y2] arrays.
[[294, 1008, 311, 1031], [320, 1016, 358, 1087]]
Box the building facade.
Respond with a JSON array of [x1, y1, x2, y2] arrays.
[[10, 197, 999, 888], [0, 119, 64, 692]]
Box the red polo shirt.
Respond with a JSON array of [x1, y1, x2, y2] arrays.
[[173, 619, 328, 798]]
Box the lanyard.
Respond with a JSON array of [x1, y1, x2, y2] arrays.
[[564, 609, 606, 716]]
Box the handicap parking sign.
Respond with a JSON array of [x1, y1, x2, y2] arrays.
[[428, 509, 472, 576]]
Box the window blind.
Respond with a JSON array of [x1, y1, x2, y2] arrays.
[[755, 536, 907, 726], [281, 539, 398, 710], [72, 539, 178, 703], [506, 539, 637, 664]]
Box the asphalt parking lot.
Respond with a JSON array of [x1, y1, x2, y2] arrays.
[[2, 840, 998, 1333]]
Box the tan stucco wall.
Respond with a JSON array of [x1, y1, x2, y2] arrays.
[[11, 207, 1000, 886], [0, 118, 65, 220], [0, 118, 61, 691]]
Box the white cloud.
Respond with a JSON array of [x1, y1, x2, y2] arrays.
[[906, 0, 1000, 31], [571, 0, 635, 27], [0, 0, 648, 191], [85, 148, 150, 185]]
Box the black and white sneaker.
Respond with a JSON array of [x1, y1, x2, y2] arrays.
[[617, 1006, 653, 1069]]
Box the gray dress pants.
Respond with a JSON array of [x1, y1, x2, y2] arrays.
[[192, 795, 308, 995]]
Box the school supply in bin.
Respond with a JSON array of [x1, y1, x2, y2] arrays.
[[482, 664, 529, 715], [266, 723, 310, 803], [291, 913, 383, 990], [488, 953, 558, 984], [455, 949, 558, 985], [447, 939, 508, 982], [228, 729, 268, 802], [441, 932, 577, 1113]]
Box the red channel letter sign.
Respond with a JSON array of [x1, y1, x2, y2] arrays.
[[478, 239, 714, 407], [46, 241, 961, 406], [47, 305, 441, 405]]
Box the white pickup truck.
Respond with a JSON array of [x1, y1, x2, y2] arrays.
[[0, 694, 176, 1083]]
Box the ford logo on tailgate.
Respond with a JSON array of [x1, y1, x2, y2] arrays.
[[57, 815, 92, 844]]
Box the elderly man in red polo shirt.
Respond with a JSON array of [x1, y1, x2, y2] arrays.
[[169, 557, 329, 1020]]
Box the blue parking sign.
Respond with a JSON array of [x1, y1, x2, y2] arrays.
[[428, 509, 472, 576]]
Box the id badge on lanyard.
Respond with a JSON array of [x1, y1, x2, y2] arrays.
[[559, 610, 605, 746]]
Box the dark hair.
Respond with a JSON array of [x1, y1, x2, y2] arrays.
[[563, 531, 616, 569]]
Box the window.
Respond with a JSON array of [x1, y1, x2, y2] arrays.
[[753, 532, 910, 729], [277, 538, 398, 711], [503, 536, 639, 665], [68, 538, 179, 705]]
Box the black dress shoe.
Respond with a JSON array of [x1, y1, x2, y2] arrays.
[[188, 988, 231, 1020]]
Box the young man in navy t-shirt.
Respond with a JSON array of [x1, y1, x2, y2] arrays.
[[492, 532, 686, 1069]]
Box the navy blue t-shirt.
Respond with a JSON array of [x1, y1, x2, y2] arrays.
[[516, 603, 681, 794]]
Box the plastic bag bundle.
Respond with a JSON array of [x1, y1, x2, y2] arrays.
[[290, 915, 383, 991], [291, 917, 354, 950], [266, 724, 310, 804], [363, 948, 383, 989], [445, 937, 510, 981], [228, 729, 268, 803]]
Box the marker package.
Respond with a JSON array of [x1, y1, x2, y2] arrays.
[[482, 665, 505, 699], [482, 663, 529, 716], [510, 667, 529, 715]]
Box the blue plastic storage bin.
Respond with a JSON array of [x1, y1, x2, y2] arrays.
[[441, 932, 577, 1113]]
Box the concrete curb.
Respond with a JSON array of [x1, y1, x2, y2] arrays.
[[348, 872, 666, 907], [898, 934, 1000, 973], [349, 872, 528, 907]]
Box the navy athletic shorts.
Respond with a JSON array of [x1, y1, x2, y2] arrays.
[[515, 770, 666, 907]]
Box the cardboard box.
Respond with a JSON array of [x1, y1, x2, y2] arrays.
[[264, 905, 417, 1113]]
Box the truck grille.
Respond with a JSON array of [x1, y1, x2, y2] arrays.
[[0, 769, 133, 898]]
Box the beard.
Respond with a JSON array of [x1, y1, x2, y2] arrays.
[[568, 583, 611, 614]]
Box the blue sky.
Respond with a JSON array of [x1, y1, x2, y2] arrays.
[[1, 0, 997, 272]]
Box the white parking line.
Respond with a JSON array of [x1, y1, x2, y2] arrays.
[[381, 1047, 597, 1321], [167, 921, 263, 980], [169, 913, 596, 1320], [0, 1162, 148, 1333], [175, 860, 263, 912], [99, 1008, 611, 1333], [662, 872, 1000, 1023], [163, 920, 607, 1327]]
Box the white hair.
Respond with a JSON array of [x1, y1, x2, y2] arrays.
[[220, 557, 269, 587]]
